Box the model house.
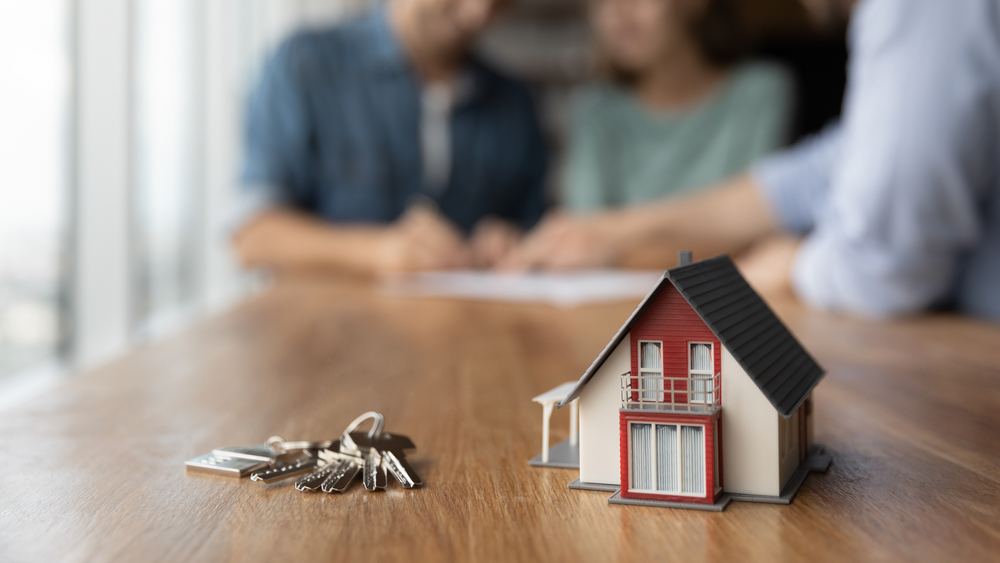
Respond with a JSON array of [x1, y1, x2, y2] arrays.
[[532, 254, 831, 511]]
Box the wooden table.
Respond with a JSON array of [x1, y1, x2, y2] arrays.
[[2, 277, 1000, 562]]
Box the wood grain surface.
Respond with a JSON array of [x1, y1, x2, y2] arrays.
[[2, 277, 999, 563]]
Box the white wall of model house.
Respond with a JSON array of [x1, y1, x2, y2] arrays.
[[577, 332, 631, 486], [575, 334, 798, 497], [720, 347, 781, 496]]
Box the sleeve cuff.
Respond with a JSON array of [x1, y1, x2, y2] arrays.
[[751, 122, 843, 234], [791, 229, 957, 317]]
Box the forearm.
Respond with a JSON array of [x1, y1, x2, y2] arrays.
[[233, 209, 386, 275], [609, 173, 780, 261]]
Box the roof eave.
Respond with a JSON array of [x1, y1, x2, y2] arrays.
[[555, 272, 670, 408]]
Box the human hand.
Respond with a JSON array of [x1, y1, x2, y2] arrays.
[[377, 205, 473, 272], [469, 216, 522, 268], [734, 235, 801, 298], [496, 211, 622, 271]]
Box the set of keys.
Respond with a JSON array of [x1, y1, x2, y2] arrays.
[[184, 412, 421, 493]]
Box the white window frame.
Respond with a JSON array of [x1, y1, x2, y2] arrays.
[[637, 340, 663, 402], [73, 0, 134, 369], [627, 421, 707, 497], [688, 342, 715, 404]]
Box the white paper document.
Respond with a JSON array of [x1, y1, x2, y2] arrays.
[[380, 269, 663, 308]]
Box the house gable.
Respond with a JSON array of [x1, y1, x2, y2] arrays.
[[559, 255, 824, 419], [667, 257, 825, 417], [629, 283, 721, 404]]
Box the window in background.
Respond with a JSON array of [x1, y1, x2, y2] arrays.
[[0, 2, 71, 380], [132, 0, 201, 336]]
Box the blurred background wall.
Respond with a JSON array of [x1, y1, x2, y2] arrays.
[[0, 0, 845, 399]]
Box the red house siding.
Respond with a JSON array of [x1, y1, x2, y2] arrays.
[[630, 283, 721, 405], [619, 410, 722, 505]]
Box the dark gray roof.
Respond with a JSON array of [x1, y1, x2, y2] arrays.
[[558, 255, 824, 417]]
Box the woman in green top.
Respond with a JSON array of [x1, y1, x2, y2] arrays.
[[564, 0, 793, 212]]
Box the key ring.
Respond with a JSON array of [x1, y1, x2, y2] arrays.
[[340, 411, 385, 453]]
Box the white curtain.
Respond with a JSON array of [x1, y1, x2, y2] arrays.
[[655, 424, 678, 492], [681, 425, 705, 494], [691, 343, 712, 370], [690, 343, 713, 403], [640, 342, 662, 401], [630, 423, 653, 490]]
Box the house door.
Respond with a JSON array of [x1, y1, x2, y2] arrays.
[[629, 422, 706, 496]]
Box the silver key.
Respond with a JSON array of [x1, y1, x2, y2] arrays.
[[185, 452, 270, 477], [381, 449, 422, 489], [320, 458, 363, 493], [295, 463, 339, 492], [185, 437, 282, 478], [346, 433, 388, 491], [288, 412, 423, 494], [212, 437, 283, 462], [328, 412, 385, 493], [294, 445, 357, 491], [250, 455, 318, 483], [362, 447, 387, 491], [246, 437, 335, 483], [355, 432, 421, 489]]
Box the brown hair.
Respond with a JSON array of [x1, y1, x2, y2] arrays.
[[690, 0, 747, 65], [597, 0, 748, 84]]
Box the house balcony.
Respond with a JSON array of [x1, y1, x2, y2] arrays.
[[620, 371, 721, 413]]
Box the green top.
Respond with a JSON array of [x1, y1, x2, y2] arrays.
[[562, 61, 794, 211]]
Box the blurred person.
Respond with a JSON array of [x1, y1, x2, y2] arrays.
[[501, 0, 1000, 321], [234, 0, 547, 275], [564, 0, 792, 212]]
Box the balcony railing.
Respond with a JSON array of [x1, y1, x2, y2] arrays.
[[620, 371, 721, 412]]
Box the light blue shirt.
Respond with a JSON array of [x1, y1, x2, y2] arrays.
[[753, 0, 1000, 321]]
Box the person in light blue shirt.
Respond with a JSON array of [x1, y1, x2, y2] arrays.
[[502, 0, 1000, 322], [234, 0, 547, 275]]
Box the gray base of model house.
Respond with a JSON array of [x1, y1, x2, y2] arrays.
[[585, 445, 832, 512], [528, 438, 580, 469], [568, 478, 619, 492]]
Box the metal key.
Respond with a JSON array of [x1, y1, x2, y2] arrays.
[[212, 439, 281, 462], [297, 463, 340, 491], [347, 433, 411, 491], [250, 455, 318, 483], [287, 412, 423, 493], [362, 447, 387, 491], [381, 448, 422, 489], [186, 437, 282, 477], [339, 412, 387, 492], [319, 458, 363, 493], [345, 434, 388, 491], [185, 452, 271, 477], [354, 431, 421, 489], [294, 446, 359, 492], [249, 437, 336, 483]]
